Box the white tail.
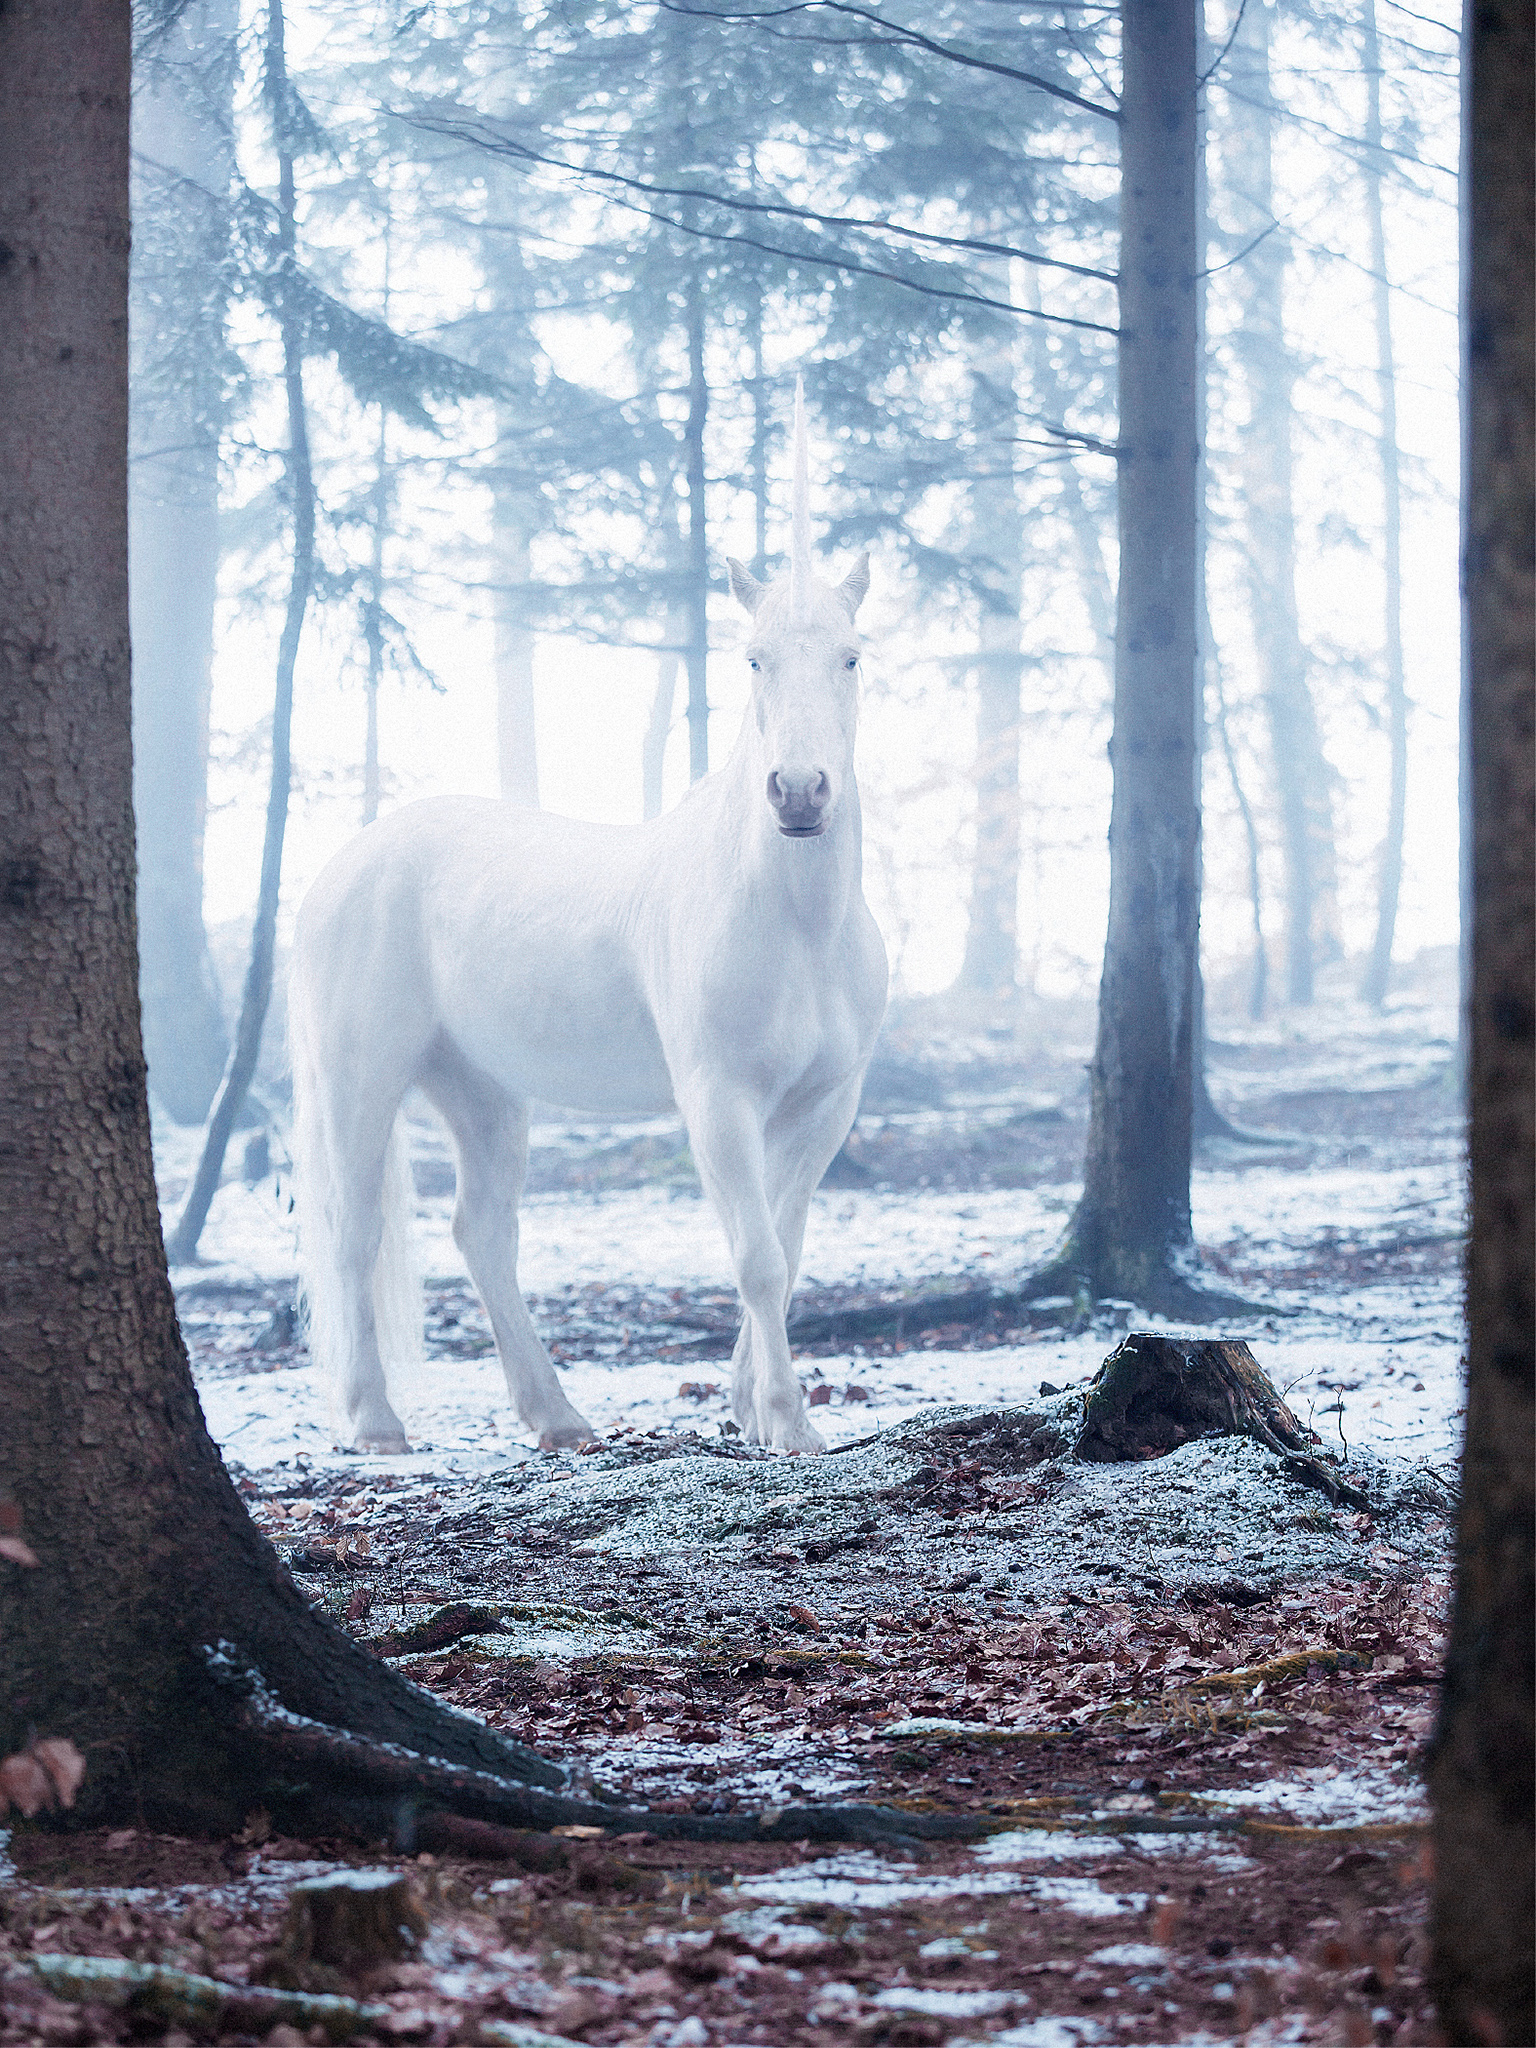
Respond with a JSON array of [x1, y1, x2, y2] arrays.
[[288, 972, 421, 1426]]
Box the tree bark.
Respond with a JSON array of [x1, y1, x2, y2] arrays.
[[165, 0, 314, 1264], [1359, 0, 1410, 1010], [1427, 2, 1534, 2037], [958, 306, 1025, 997], [129, 0, 235, 1123], [684, 265, 710, 781], [1030, 0, 1235, 1315], [1225, 0, 1340, 1006]]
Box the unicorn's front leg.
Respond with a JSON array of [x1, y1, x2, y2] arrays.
[[683, 1087, 824, 1454]]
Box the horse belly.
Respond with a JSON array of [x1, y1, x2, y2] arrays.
[[436, 944, 676, 1117]]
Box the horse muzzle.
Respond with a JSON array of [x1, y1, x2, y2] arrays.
[[767, 768, 831, 837]]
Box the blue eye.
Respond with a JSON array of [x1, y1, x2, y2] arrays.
[[845, 656, 859, 669], [748, 658, 761, 672]]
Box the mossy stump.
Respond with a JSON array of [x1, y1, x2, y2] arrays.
[[275, 1870, 426, 1974], [1075, 1332, 1372, 1509], [1076, 1333, 1309, 1463]]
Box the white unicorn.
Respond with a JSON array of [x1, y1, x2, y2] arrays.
[[288, 382, 887, 1456]]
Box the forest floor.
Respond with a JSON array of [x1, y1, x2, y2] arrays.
[[1, 959, 1464, 2046]]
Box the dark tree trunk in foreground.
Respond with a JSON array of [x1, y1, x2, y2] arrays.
[[130, 0, 234, 1122], [1029, 0, 1240, 1314], [1427, 3, 1534, 2038]]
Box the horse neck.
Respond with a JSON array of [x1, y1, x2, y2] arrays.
[[717, 730, 863, 936]]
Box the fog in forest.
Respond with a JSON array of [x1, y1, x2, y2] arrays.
[[131, 0, 1461, 1131]]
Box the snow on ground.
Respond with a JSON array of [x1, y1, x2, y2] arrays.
[[173, 1149, 1464, 1487]]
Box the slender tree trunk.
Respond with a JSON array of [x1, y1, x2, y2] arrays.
[[637, 327, 687, 820], [165, 0, 314, 1264], [1226, 0, 1339, 1006], [362, 403, 386, 826], [1209, 637, 1270, 1021], [1427, 3, 1534, 2037], [642, 645, 681, 819], [958, 299, 1025, 996], [1021, 272, 1115, 673], [1030, 0, 1235, 1314], [684, 266, 710, 781], [129, 0, 235, 1123], [489, 235, 540, 807], [1359, 0, 1409, 1009], [746, 280, 770, 576]]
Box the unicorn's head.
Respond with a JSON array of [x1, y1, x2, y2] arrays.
[[726, 380, 870, 839]]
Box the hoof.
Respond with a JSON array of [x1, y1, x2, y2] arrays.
[[754, 1412, 826, 1456], [354, 1431, 411, 1455], [537, 1418, 598, 1451]]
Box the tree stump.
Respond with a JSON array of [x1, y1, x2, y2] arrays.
[[276, 1871, 426, 1973], [1075, 1332, 1372, 1509], [1077, 1334, 1308, 1461]]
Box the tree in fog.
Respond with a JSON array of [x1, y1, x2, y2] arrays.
[[166, 2, 493, 1262], [1427, 0, 1533, 2033], [1219, 0, 1341, 1008], [1357, 0, 1410, 1008], [1020, 0, 1265, 1313], [130, 0, 237, 1122]]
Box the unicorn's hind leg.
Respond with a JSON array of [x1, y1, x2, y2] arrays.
[[419, 1041, 595, 1450], [292, 950, 433, 1453]]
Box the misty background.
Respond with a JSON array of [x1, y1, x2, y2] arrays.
[[129, 0, 1461, 1133]]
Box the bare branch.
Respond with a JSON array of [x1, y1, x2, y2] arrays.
[[654, 0, 1121, 120]]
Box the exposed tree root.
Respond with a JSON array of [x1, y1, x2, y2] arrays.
[[206, 1645, 987, 1850], [29, 1955, 385, 2042]]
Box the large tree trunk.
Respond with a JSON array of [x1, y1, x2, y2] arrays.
[[1359, 0, 1410, 1010], [1427, 3, 1534, 2037], [129, 0, 234, 1123], [958, 308, 1025, 997], [1028, 0, 1236, 1314], [1225, 0, 1340, 1007]]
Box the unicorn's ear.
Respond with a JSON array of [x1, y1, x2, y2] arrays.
[[727, 557, 767, 616], [837, 552, 871, 618]]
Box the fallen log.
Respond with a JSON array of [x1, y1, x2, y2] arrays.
[[1075, 1332, 1374, 1510]]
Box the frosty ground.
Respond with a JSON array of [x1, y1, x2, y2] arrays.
[[1, 968, 1463, 2045]]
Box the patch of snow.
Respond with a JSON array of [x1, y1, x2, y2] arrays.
[[874, 1985, 1018, 2016], [1086, 1942, 1168, 1968], [1029, 1875, 1144, 1917], [737, 1852, 1026, 1909], [957, 2018, 1106, 2048], [1198, 1765, 1426, 1827]]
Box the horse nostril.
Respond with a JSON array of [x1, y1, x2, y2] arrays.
[[766, 771, 785, 808], [811, 771, 829, 807]]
